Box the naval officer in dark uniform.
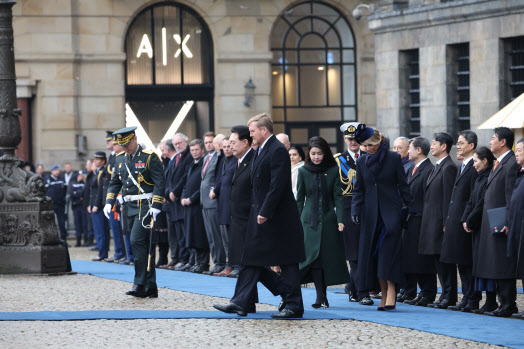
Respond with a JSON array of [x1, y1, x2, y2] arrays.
[[334, 123, 373, 306], [104, 126, 165, 298]]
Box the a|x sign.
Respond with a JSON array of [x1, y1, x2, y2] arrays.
[[174, 34, 193, 58]]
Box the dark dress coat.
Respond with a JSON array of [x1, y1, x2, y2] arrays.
[[83, 171, 93, 210], [162, 154, 177, 219], [351, 150, 414, 290], [168, 148, 192, 222], [229, 149, 254, 265], [336, 150, 364, 262], [181, 157, 208, 249], [440, 160, 478, 265], [507, 168, 524, 278], [296, 165, 350, 286], [214, 155, 237, 226], [419, 156, 458, 255], [402, 158, 436, 274], [241, 135, 305, 266], [461, 167, 491, 276], [476, 151, 518, 279]]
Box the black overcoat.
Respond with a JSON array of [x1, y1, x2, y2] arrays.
[[171, 149, 192, 222], [419, 156, 457, 255], [476, 151, 518, 279], [460, 167, 490, 276], [181, 157, 208, 249], [351, 150, 414, 291], [162, 154, 177, 220], [241, 136, 305, 266], [507, 168, 524, 278], [402, 158, 436, 274], [440, 160, 478, 265], [338, 150, 364, 262], [214, 155, 237, 226], [229, 149, 254, 265]]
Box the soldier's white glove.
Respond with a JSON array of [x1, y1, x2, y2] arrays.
[[103, 204, 112, 219], [148, 207, 161, 221], [117, 195, 124, 205]]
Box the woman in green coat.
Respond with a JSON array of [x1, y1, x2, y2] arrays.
[[296, 136, 350, 308]]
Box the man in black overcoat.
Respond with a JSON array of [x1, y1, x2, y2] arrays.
[[214, 113, 305, 318], [180, 139, 209, 273], [401, 137, 437, 306], [160, 138, 179, 268], [334, 122, 372, 305], [441, 130, 480, 311], [419, 133, 458, 309], [169, 134, 193, 271], [227, 126, 255, 278], [478, 127, 519, 317]]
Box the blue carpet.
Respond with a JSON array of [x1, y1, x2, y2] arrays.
[[2, 260, 523, 349]]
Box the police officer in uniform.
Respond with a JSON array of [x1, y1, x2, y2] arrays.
[[104, 127, 165, 298], [334, 123, 373, 306], [45, 165, 68, 242]]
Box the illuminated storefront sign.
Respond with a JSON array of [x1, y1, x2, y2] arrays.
[[136, 31, 193, 61]]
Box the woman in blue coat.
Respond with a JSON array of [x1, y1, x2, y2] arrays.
[[351, 125, 414, 311]]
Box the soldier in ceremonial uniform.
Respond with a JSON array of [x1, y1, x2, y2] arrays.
[[103, 127, 165, 298], [334, 123, 373, 306]]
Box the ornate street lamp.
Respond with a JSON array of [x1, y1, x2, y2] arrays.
[[243, 78, 256, 107]]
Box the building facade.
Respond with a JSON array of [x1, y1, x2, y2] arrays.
[[12, 0, 524, 168]]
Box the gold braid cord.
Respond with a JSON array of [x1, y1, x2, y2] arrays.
[[335, 156, 356, 196]]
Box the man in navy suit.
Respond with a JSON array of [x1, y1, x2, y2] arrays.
[[213, 113, 305, 318]]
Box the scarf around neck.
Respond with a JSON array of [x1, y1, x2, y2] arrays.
[[365, 142, 388, 176]]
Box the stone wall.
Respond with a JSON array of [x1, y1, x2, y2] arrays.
[[370, 0, 524, 146], [13, 0, 376, 168]]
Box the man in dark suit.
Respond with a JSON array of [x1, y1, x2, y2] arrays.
[[214, 113, 305, 318], [401, 137, 438, 306], [226, 125, 255, 278], [200, 132, 227, 275], [334, 122, 372, 305], [210, 137, 237, 276], [441, 130, 480, 312], [419, 132, 458, 309], [160, 138, 179, 269], [478, 127, 519, 317]]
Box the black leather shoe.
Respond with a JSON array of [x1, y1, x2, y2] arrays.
[[125, 284, 146, 297], [176, 263, 193, 271], [448, 300, 467, 311], [404, 295, 422, 305], [192, 265, 209, 274], [227, 269, 240, 278], [278, 300, 286, 312], [349, 293, 358, 302], [427, 298, 443, 308], [462, 301, 479, 312], [359, 297, 374, 306], [398, 293, 416, 303], [106, 257, 115, 263], [473, 302, 498, 314], [213, 303, 248, 316], [271, 309, 303, 319], [485, 306, 518, 318], [415, 297, 432, 307], [145, 287, 158, 298], [511, 311, 524, 319], [91, 257, 106, 262], [436, 299, 455, 309], [170, 262, 185, 270], [204, 265, 224, 275]]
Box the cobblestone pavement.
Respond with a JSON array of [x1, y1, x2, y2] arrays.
[[0, 240, 518, 348]]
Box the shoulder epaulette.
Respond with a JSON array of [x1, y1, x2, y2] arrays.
[[334, 153, 342, 158], [142, 149, 154, 154], [116, 151, 125, 156]]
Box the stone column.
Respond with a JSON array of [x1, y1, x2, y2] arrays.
[[0, 0, 69, 274]]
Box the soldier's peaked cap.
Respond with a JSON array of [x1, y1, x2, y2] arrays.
[[113, 126, 137, 146], [340, 122, 361, 139]]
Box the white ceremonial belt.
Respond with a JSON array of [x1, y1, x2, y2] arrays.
[[123, 193, 153, 202]]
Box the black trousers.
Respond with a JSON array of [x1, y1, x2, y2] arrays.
[[54, 204, 68, 240], [496, 279, 517, 310], [128, 214, 156, 288], [188, 247, 209, 267], [166, 219, 179, 263], [175, 220, 190, 264], [231, 264, 304, 314], [348, 260, 370, 300], [458, 264, 481, 303], [435, 256, 457, 303], [406, 272, 437, 300], [72, 206, 87, 240]]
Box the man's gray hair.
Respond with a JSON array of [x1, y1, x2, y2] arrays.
[[189, 139, 204, 150], [395, 136, 410, 145], [173, 133, 189, 142], [164, 139, 176, 151]]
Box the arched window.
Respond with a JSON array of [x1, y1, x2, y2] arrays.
[[270, 1, 356, 151]]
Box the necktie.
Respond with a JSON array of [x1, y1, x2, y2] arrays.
[[175, 153, 181, 167], [355, 153, 359, 159], [461, 162, 466, 174], [412, 166, 418, 176], [493, 160, 499, 171], [202, 154, 212, 175]]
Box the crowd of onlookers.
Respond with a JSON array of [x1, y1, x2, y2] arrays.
[[34, 121, 524, 319]]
